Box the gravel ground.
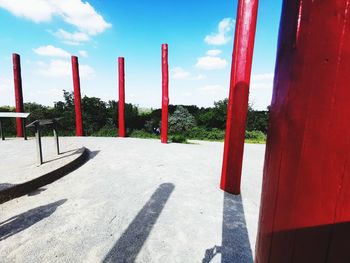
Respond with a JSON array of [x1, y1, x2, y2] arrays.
[[0, 137, 265, 263], [1, 137, 84, 186]]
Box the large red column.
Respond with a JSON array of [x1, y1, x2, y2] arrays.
[[71, 56, 83, 136], [161, 44, 169, 144], [12, 53, 24, 137], [118, 57, 126, 137], [256, 0, 350, 262], [220, 0, 258, 195]]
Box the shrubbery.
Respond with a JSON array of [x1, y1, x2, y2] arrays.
[[129, 130, 159, 139], [170, 134, 187, 143], [169, 106, 196, 133], [187, 127, 225, 141], [245, 130, 266, 144], [0, 91, 269, 144]]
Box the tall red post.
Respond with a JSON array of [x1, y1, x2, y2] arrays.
[[161, 44, 169, 144], [118, 57, 126, 137], [220, 0, 258, 195], [256, 0, 350, 262], [12, 53, 24, 137], [71, 56, 83, 136]]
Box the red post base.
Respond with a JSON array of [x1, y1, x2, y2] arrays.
[[256, 0, 350, 262], [220, 0, 258, 195], [161, 44, 169, 144], [118, 57, 126, 137], [71, 56, 83, 136], [12, 53, 24, 137]]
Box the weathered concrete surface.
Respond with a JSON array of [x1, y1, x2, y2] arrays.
[[0, 137, 84, 187], [0, 137, 265, 262]]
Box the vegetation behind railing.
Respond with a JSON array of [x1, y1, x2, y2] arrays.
[[0, 90, 269, 143]]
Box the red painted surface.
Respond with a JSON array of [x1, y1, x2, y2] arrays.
[[256, 0, 350, 262], [220, 0, 258, 195], [161, 44, 169, 144], [12, 53, 24, 137], [118, 57, 126, 137], [71, 56, 83, 136]]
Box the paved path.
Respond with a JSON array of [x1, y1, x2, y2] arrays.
[[0, 137, 265, 263]]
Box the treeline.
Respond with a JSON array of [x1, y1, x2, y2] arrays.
[[0, 91, 269, 143]]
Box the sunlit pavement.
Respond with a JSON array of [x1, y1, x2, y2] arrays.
[[0, 137, 265, 263]]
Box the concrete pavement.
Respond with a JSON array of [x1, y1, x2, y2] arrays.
[[0, 137, 265, 262]]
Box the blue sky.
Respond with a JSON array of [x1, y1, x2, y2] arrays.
[[0, 0, 282, 110]]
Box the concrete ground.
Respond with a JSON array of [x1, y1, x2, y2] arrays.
[[0, 137, 265, 263], [1, 137, 84, 189]]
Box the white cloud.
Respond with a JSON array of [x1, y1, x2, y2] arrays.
[[33, 45, 70, 58], [170, 67, 191, 80], [249, 72, 274, 110], [78, 50, 88, 57], [170, 67, 206, 80], [57, 1, 111, 35], [0, 77, 13, 106], [251, 73, 274, 82], [249, 73, 274, 110], [182, 92, 192, 97], [50, 29, 90, 45], [199, 84, 226, 92], [0, 0, 111, 35], [250, 72, 274, 89], [206, 49, 222, 56], [0, 77, 11, 91], [195, 56, 228, 70], [0, 0, 54, 22], [37, 59, 95, 78], [193, 74, 206, 80], [205, 18, 235, 45]]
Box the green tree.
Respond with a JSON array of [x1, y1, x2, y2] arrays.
[[246, 105, 269, 133], [0, 106, 16, 136], [168, 106, 196, 134], [198, 99, 228, 129], [82, 96, 108, 134]]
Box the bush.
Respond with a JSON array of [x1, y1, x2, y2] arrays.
[[0, 90, 268, 144], [187, 127, 225, 141], [169, 106, 196, 133], [170, 134, 187, 143], [94, 127, 117, 137], [0, 106, 16, 137], [129, 129, 159, 139], [245, 130, 266, 143]]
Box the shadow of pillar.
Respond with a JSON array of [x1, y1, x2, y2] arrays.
[[203, 193, 253, 263], [0, 199, 67, 241], [103, 183, 175, 263]]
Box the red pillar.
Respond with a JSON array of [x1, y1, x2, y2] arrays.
[[12, 53, 24, 137], [256, 0, 350, 262], [220, 0, 258, 195], [118, 57, 126, 137], [71, 56, 83, 136], [161, 44, 169, 144]]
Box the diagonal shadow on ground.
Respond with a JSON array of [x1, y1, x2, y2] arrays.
[[43, 149, 82, 164], [0, 199, 67, 241], [103, 183, 175, 263], [202, 193, 253, 263], [88, 150, 100, 160], [0, 184, 16, 191]]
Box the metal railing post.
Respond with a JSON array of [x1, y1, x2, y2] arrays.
[[35, 123, 43, 165], [53, 121, 60, 155], [0, 119, 4, 140], [22, 118, 27, 140]]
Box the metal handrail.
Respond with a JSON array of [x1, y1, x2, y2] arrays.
[[0, 112, 30, 140], [26, 118, 63, 165]]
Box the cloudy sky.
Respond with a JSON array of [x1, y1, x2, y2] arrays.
[[0, 0, 282, 110]]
